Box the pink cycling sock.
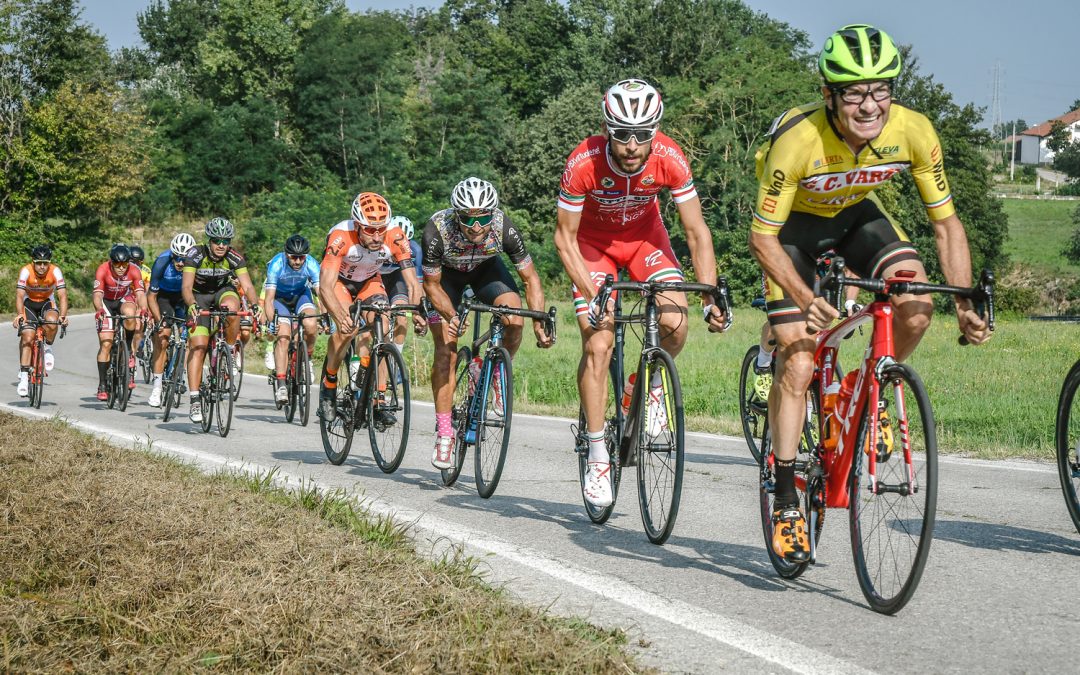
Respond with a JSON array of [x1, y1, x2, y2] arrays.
[[436, 412, 453, 437]]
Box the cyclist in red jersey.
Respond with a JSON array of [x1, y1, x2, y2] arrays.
[[92, 245, 149, 400], [13, 245, 68, 397], [555, 79, 729, 509]]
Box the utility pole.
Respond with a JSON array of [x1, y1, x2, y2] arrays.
[[1010, 120, 1016, 181]]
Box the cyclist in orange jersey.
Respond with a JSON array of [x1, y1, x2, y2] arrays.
[[748, 24, 991, 562], [13, 245, 68, 396]]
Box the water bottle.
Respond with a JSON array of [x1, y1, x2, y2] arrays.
[[620, 372, 637, 415], [468, 356, 482, 397], [837, 370, 858, 418], [822, 380, 841, 451], [349, 354, 361, 382]]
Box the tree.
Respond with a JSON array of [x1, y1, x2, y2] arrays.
[[1047, 120, 1072, 153], [137, 0, 220, 73]]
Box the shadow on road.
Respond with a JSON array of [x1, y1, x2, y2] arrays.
[[934, 519, 1080, 556]]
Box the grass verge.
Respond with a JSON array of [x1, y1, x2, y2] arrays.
[[0, 412, 640, 672]]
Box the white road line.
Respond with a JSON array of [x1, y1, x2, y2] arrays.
[[2, 401, 872, 675]]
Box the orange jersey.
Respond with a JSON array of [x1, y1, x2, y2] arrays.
[[17, 263, 66, 303], [322, 220, 414, 283]]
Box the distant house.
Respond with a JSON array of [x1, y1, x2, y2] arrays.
[[1016, 108, 1080, 165]]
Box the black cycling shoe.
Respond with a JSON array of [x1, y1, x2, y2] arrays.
[[373, 407, 397, 428], [318, 385, 336, 421]]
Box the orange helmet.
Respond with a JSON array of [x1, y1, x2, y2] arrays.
[[351, 192, 391, 227]]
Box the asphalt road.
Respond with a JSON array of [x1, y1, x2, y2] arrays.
[[4, 314, 1078, 673]]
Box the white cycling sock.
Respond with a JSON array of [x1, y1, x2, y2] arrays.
[[756, 348, 774, 370], [587, 430, 607, 463], [152, 373, 163, 387]]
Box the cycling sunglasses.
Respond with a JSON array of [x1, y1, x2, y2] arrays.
[[456, 212, 494, 229], [287, 254, 307, 262], [359, 224, 387, 236], [209, 237, 231, 245], [608, 125, 658, 144]]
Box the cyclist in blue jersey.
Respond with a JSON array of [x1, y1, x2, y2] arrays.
[[263, 234, 321, 405], [147, 233, 196, 407], [381, 215, 425, 358]]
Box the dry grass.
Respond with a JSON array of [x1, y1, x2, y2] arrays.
[[0, 412, 641, 673]]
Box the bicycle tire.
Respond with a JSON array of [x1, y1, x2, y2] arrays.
[[161, 342, 185, 422], [320, 357, 356, 465], [576, 408, 622, 524], [284, 345, 297, 423], [758, 419, 813, 579], [636, 349, 685, 545], [215, 343, 235, 437], [1055, 358, 1080, 534], [474, 347, 512, 498], [231, 341, 244, 401], [297, 344, 311, 427], [29, 339, 44, 409], [738, 344, 766, 464], [116, 338, 132, 412], [368, 344, 410, 473], [849, 362, 937, 615], [140, 338, 152, 384], [442, 347, 472, 486]]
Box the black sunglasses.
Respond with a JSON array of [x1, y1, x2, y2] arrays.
[[608, 126, 658, 144]]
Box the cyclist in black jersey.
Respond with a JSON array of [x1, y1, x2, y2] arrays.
[[180, 217, 261, 423], [423, 177, 554, 469]]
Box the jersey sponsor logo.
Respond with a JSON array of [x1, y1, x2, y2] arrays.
[[566, 145, 601, 171], [877, 145, 899, 156], [800, 163, 907, 193], [761, 197, 778, 214], [930, 144, 941, 161], [643, 250, 663, 268], [932, 159, 947, 192], [764, 169, 786, 197], [601, 176, 615, 188], [592, 189, 623, 196], [812, 154, 844, 169], [641, 174, 655, 186]]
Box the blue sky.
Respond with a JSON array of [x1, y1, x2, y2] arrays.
[[82, 0, 1078, 130]]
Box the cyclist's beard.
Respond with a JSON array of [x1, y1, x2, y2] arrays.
[[609, 144, 651, 174]]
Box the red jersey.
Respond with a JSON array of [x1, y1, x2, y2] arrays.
[[557, 131, 698, 232], [93, 261, 144, 301]]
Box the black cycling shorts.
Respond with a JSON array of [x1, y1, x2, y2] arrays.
[[428, 257, 519, 323]]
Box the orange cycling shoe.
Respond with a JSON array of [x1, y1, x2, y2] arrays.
[[772, 507, 810, 563]]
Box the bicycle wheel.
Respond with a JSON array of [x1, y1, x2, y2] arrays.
[[215, 344, 235, 437], [284, 345, 298, 424], [231, 341, 244, 400], [636, 349, 685, 545], [758, 418, 814, 579], [442, 347, 472, 486], [369, 344, 410, 473], [849, 362, 937, 615], [474, 347, 512, 498], [139, 338, 152, 383], [1055, 359, 1080, 534], [576, 397, 622, 524], [29, 340, 44, 409], [738, 345, 767, 464], [116, 338, 132, 412], [296, 345, 311, 427], [321, 366, 356, 465], [161, 343, 185, 422]]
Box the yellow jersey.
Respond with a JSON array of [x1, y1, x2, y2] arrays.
[[751, 102, 955, 235]]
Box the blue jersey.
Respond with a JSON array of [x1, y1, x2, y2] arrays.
[[265, 252, 320, 299], [381, 239, 424, 281], [149, 250, 185, 294]]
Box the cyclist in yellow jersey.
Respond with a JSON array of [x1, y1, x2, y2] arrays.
[[748, 24, 991, 562]]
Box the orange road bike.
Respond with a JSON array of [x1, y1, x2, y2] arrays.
[[18, 318, 65, 408]]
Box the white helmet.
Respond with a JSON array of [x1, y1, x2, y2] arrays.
[[602, 79, 664, 128], [451, 177, 499, 213], [389, 215, 414, 240], [170, 232, 196, 257]]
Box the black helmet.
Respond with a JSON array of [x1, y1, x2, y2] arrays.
[[30, 244, 52, 262], [129, 245, 145, 263], [109, 244, 131, 264], [284, 234, 310, 255]]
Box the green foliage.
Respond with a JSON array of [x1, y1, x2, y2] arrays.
[[1061, 203, 1080, 265], [1052, 140, 1080, 180], [1046, 120, 1072, 153]]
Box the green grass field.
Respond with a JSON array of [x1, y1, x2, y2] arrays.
[[1002, 198, 1080, 276]]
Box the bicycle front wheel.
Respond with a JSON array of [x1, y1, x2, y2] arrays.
[[215, 344, 235, 437], [636, 349, 685, 545], [368, 344, 410, 474], [442, 347, 472, 486], [231, 341, 244, 401], [116, 338, 132, 412], [161, 343, 185, 422], [849, 362, 937, 615], [140, 338, 152, 383], [475, 347, 512, 498], [296, 345, 311, 427], [738, 345, 767, 464], [29, 341, 44, 408], [1055, 359, 1080, 534]]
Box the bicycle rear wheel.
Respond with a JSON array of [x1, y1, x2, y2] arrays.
[[231, 341, 244, 401], [758, 418, 815, 579], [442, 347, 471, 486], [738, 345, 767, 464], [161, 343, 185, 422], [474, 347, 512, 498], [320, 366, 356, 465], [296, 345, 311, 427], [576, 404, 622, 524], [636, 349, 684, 545], [29, 340, 44, 408], [139, 337, 152, 383], [849, 363, 937, 615], [1055, 359, 1080, 534], [369, 344, 410, 473], [284, 346, 298, 423], [215, 344, 235, 437]]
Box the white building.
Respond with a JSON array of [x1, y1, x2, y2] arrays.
[[1016, 109, 1080, 165]]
